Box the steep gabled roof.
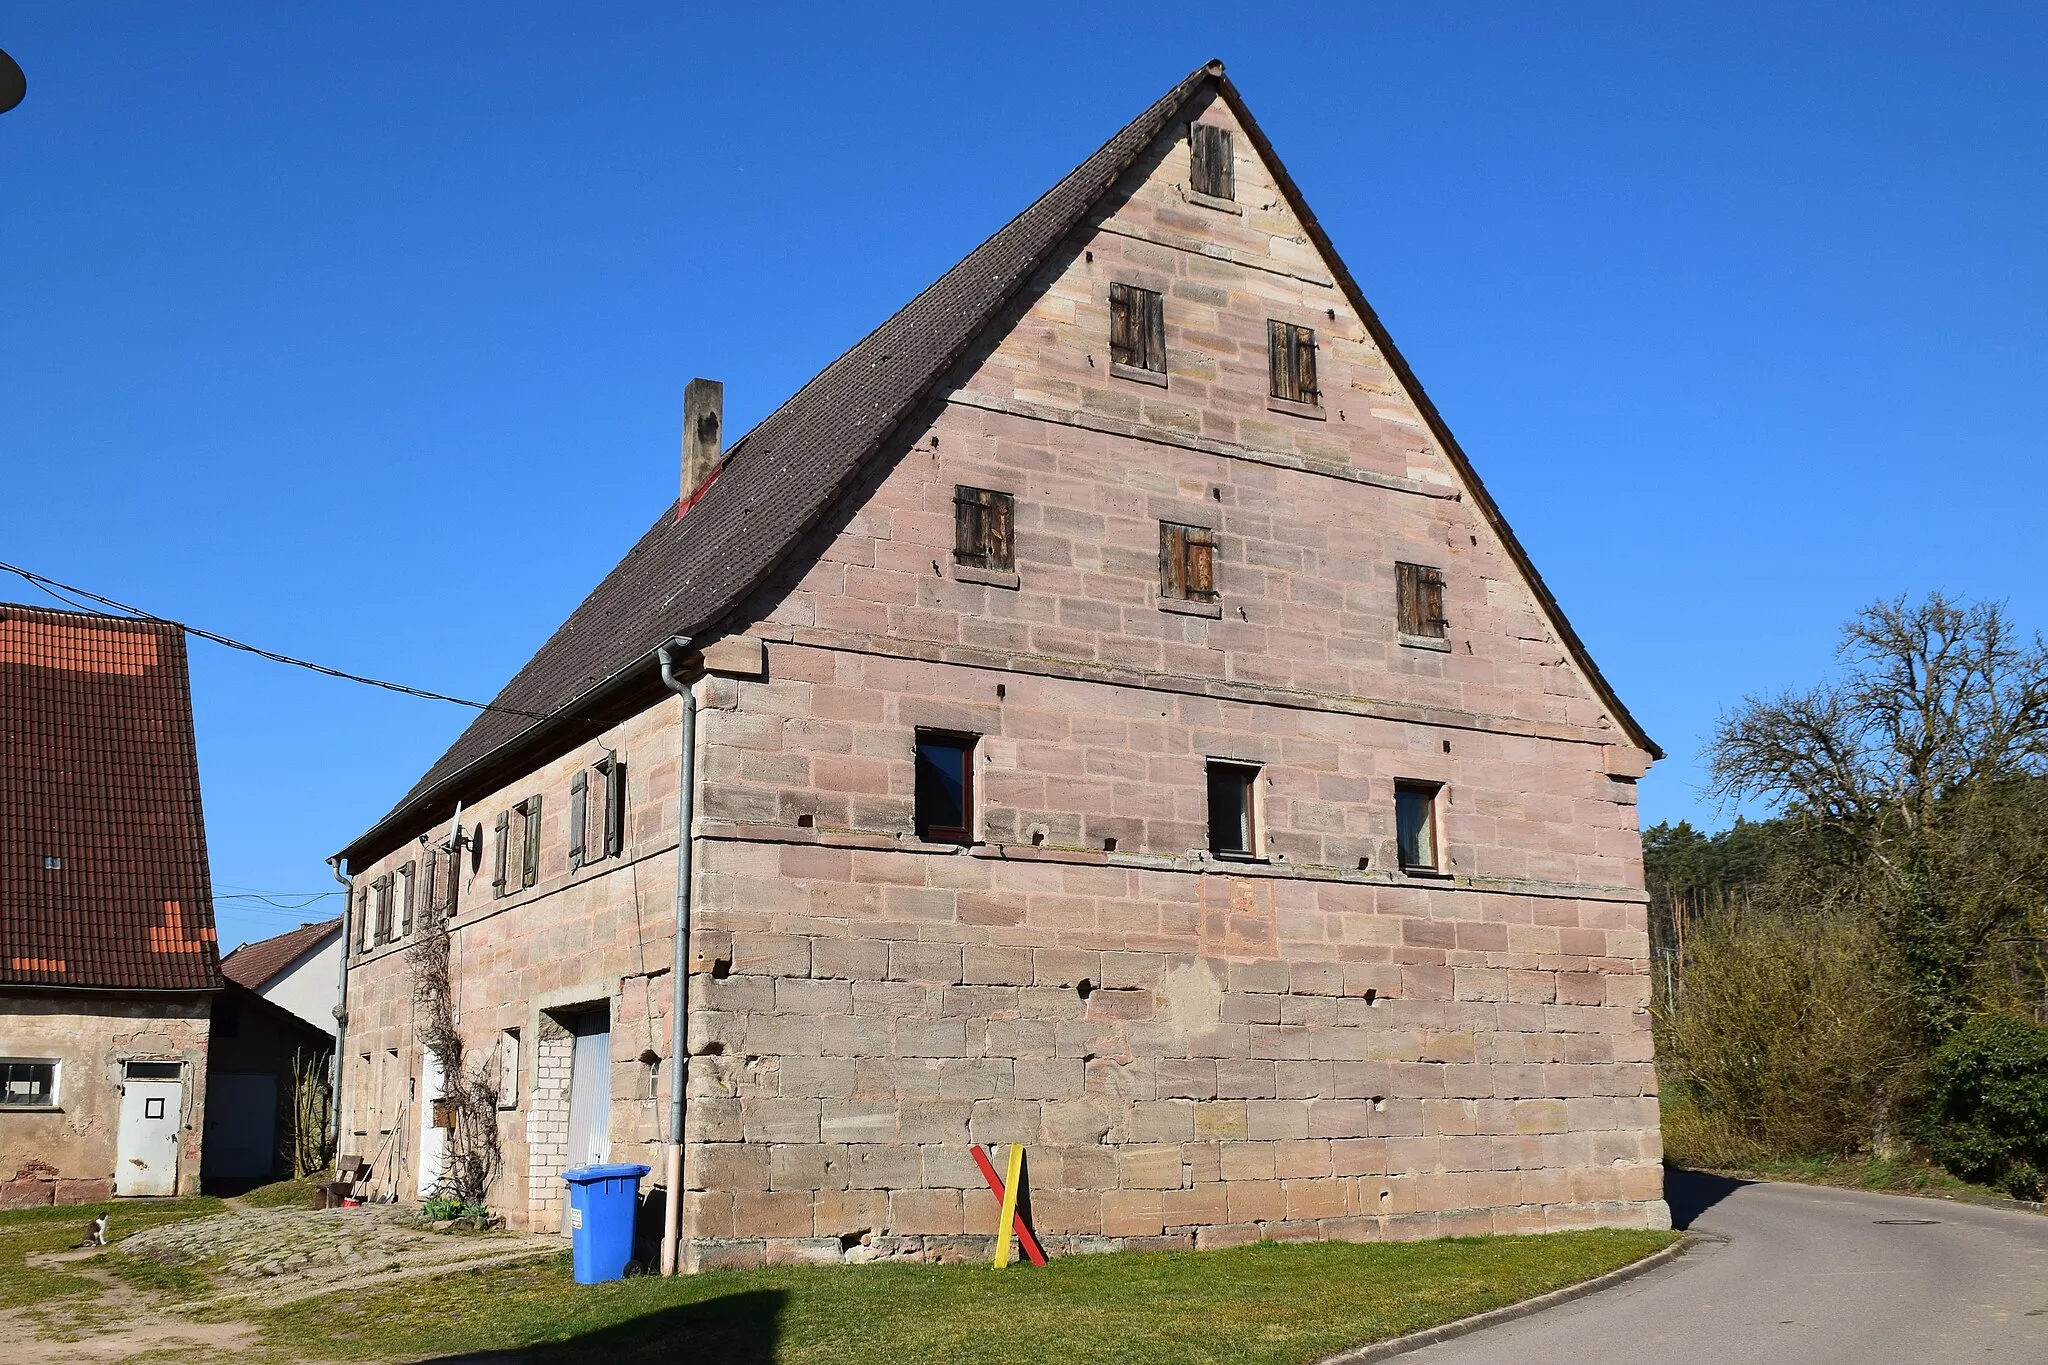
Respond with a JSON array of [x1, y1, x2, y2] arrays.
[[1, 603, 221, 991], [342, 60, 1656, 869], [220, 917, 339, 992]]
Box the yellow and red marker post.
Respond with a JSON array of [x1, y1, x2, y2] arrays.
[[970, 1143, 1048, 1267]]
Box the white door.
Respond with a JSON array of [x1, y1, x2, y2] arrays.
[[417, 1048, 446, 1199], [116, 1076, 183, 1196], [561, 1011, 612, 1238]]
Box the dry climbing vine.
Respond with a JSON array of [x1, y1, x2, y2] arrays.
[[408, 904, 501, 1207]]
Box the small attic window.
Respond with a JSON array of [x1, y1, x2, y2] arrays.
[[954, 487, 1015, 572], [1190, 123, 1234, 200], [1396, 562, 1449, 641]]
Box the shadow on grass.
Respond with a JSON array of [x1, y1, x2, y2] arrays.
[[1664, 1166, 1750, 1230], [425, 1288, 786, 1365]]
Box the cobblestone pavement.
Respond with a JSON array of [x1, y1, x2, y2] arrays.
[[115, 1199, 560, 1304]]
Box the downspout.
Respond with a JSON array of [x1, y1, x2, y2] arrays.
[[325, 855, 352, 1161], [656, 636, 697, 1276]]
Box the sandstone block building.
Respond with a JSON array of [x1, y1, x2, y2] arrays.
[[333, 61, 1668, 1267]]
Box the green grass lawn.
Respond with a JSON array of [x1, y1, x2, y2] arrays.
[[259, 1228, 1676, 1365], [234, 1174, 328, 1210], [0, 1196, 224, 1310]]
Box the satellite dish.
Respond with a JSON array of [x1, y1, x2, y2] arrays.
[[0, 49, 23, 116]]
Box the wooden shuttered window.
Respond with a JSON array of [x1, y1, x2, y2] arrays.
[[569, 770, 588, 869], [372, 875, 393, 943], [355, 887, 371, 953], [1108, 283, 1165, 373], [1268, 321, 1319, 405], [1396, 562, 1449, 639], [492, 810, 510, 897], [398, 861, 416, 937], [953, 486, 1015, 571], [1159, 522, 1218, 602], [521, 795, 542, 889], [1190, 123, 1234, 200]]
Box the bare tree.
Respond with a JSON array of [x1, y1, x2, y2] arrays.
[[1708, 593, 2048, 1036]]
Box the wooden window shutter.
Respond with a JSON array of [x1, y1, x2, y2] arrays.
[[492, 811, 509, 896], [1190, 123, 1234, 199], [1270, 322, 1318, 404], [373, 875, 392, 943], [1109, 282, 1137, 368], [1141, 288, 1165, 373], [569, 770, 588, 868], [954, 486, 982, 564], [988, 491, 1013, 570], [1187, 527, 1217, 601], [1160, 522, 1187, 599], [953, 486, 1013, 570], [399, 861, 416, 937], [605, 759, 628, 858], [1420, 565, 1447, 636], [419, 853, 437, 925], [522, 796, 542, 888], [355, 887, 370, 952], [1294, 326, 1318, 404], [1397, 562, 1449, 638]]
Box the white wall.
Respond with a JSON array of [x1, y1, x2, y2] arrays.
[[261, 933, 342, 1035]]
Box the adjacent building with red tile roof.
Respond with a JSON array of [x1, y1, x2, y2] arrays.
[[1, 603, 220, 1205], [221, 917, 341, 1035]]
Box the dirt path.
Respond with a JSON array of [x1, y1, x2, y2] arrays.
[[20, 1199, 563, 1363]]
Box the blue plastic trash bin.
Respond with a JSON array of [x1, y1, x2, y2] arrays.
[[562, 1162, 650, 1284]]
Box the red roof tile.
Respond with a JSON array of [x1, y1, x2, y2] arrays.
[[220, 917, 339, 991], [1, 604, 221, 991]]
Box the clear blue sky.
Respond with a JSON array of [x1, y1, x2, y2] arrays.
[[4, 5, 2043, 950]]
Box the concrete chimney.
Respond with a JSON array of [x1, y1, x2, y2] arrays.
[[679, 378, 724, 516]]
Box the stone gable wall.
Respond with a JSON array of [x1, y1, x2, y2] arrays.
[[336, 88, 1663, 1258]]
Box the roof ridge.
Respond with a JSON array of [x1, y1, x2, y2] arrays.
[[343, 60, 1225, 864]]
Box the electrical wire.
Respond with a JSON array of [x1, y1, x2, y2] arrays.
[[0, 559, 550, 720]]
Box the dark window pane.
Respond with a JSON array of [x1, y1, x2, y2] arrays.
[[0, 1061, 56, 1107], [1208, 764, 1255, 855], [915, 734, 975, 842], [1396, 784, 1438, 871]]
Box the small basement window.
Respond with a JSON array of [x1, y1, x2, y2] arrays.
[[1189, 123, 1235, 200], [953, 487, 1015, 572], [0, 1060, 57, 1108], [1159, 522, 1218, 603], [1396, 562, 1449, 640], [1207, 762, 1260, 857], [1395, 781, 1445, 875], [1269, 321, 1320, 406], [914, 730, 977, 845], [1109, 283, 1165, 376]]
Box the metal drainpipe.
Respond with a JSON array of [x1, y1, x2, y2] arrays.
[[324, 855, 352, 1161], [656, 636, 697, 1276]]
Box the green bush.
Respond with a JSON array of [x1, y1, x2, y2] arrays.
[[1656, 907, 1920, 1159], [1925, 1013, 2048, 1200]]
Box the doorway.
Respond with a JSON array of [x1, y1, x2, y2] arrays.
[[201, 1072, 276, 1180], [564, 1008, 613, 1175], [417, 1047, 447, 1199], [115, 1061, 184, 1196]]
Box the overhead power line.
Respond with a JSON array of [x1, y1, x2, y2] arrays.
[[0, 559, 548, 720]]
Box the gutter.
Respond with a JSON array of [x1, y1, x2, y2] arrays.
[[326, 855, 352, 1156], [655, 635, 698, 1276]]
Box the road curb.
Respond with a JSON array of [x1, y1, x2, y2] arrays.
[[1310, 1231, 1709, 1364]]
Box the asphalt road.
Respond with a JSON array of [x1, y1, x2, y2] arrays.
[[1408, 1171, 2048, 1364]]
